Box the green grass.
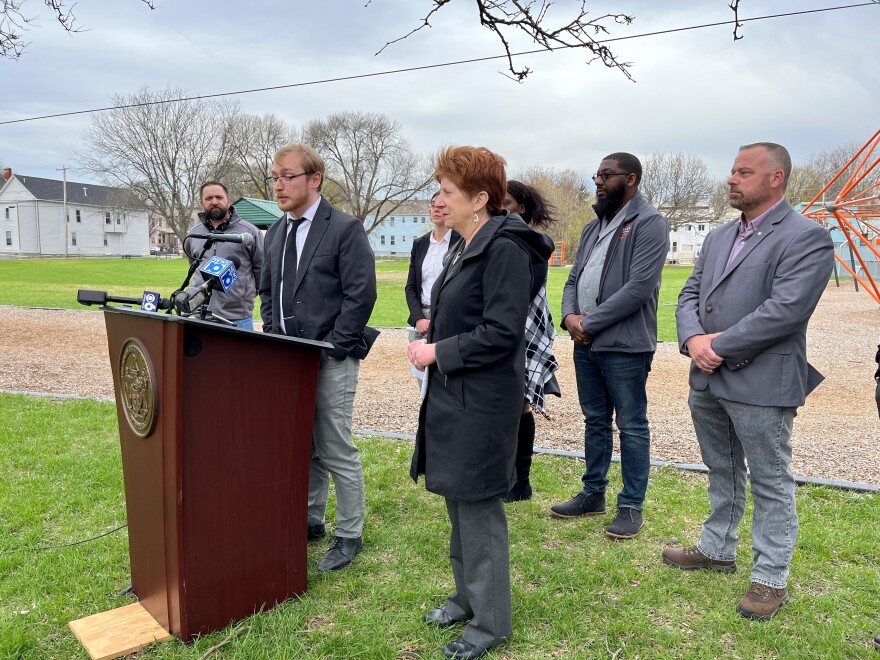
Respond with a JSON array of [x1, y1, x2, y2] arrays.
[[0, 258, 689, 342], [1, 393, 877, 658]]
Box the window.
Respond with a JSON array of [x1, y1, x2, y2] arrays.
[[117, 214, 123, 225], [76, 210, 81, 223], [105, 211, 111, 224], [390, 235, 395, 246], [402, 235, 407, 243], [671, 241, 678, 252], [71, 232, 77, 246], [698, 224, 706, 232], [685, 224, 692, 231], [4, 208, 8, 220], [380, 235, 386, 246], [103, 233, 108, 247], [389, 218, 395, 227], [5, 231, 11, 246]]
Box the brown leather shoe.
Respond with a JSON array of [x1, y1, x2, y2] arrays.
[[736, 582, 789, 620], [662, 546, 736, 573]]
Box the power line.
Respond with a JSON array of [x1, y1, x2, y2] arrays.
[[0, 2, 875, 127]]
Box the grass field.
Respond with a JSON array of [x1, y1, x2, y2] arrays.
[[1, 393, 878, 658], [0, 258, 690, 342]]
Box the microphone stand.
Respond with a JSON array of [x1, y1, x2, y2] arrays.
[[168, 235, 215, 315]]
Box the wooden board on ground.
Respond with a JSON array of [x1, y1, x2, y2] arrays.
[[69, 602, 172, 660]]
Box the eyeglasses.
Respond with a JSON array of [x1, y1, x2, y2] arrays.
[[266, 173, 309, 185], [591, 171, 631, 183]]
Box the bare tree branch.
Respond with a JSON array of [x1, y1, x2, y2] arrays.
[[79, 86, 237, 243], [375, 0, 635, 81], [1, 0, 154, 59], [224, 112, 298, 200], [729, 0, 743, 41], [304, 111, 434, 234], [639, 152, 717, 231]]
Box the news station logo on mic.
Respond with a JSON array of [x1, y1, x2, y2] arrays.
[[141, 291, 161, 312], [199, 256, 239, 292]]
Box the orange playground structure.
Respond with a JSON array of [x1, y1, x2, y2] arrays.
[[800, 129, 880, 304]]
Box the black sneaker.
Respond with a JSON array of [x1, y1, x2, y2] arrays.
[[549, 492, 606, 518], [606, 507, 643, 539]]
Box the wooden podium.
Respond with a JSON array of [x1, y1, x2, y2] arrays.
[[101, 307, 330, 642]]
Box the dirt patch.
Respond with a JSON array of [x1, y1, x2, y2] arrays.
[[1, 282, 878, 485]]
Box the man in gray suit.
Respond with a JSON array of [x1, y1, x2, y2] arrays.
[[260, 144, 377, 572], [663, 142, 834, 621]]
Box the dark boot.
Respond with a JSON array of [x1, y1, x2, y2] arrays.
[[505, 412, 535, 503]]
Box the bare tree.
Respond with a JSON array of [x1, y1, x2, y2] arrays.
[[1, 0, 154, 59], [639, 152, 716, 231], [80, 86, 236, 242], [786, 163, 825, 207], [375, 0, 634, 81], [304, 111, 434, 234], [708, 178, 733, 222], [808, 141, 869, 203], [224, 112, 298, 200], [515, 165, 593, 251]]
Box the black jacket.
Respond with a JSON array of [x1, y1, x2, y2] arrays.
[[410, 212, 554, 501], [404, 230, 459, 327], [259, 198, 377, 360]]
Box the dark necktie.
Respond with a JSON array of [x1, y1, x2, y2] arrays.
[[281, 217, 305, 333]]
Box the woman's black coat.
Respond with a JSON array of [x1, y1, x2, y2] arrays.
[[410, 213, 554, 501]]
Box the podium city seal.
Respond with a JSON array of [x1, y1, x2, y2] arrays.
[[119, 338, 157, 438]]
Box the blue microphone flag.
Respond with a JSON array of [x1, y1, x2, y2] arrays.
[[199, 256, 239, 292]]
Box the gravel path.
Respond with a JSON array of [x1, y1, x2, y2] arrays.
[[2, 282, 878, 485]]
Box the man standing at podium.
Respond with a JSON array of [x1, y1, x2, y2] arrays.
[[260, 144, 377, 572]]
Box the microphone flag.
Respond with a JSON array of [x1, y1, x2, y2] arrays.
[[199, 256, 239, 292]]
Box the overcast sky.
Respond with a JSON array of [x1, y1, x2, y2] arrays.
[[1, 0, 878, 187]]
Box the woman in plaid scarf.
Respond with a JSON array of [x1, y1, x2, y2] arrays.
[[501, 181, 561, 502]]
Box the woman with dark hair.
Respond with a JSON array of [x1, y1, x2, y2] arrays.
[[408, 147, 554, 659], [501, 180, 561, 502]]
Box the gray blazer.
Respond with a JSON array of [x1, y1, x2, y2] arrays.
[[561, 191, 669, 353], [259, 197, 377, 360], [676, 200, 834, 407]]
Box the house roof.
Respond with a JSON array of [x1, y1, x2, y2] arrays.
[[10, 174, 134, 207], [232, 197, 284, 228]]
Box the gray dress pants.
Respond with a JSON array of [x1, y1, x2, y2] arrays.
[[443, 497, 512, 649], [308, 355, 365, 538]]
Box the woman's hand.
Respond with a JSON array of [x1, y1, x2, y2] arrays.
[[407, 338, 437, 372]]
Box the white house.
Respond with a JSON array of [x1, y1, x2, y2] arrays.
[[0, 168, 150, 256], [666, 207, 739, 264]]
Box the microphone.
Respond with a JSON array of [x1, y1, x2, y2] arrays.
[[77, 289, 171, 310], [206, 232, 254, 248], [173, 256, 241, 314]]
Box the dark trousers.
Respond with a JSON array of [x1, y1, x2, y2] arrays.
[[573, 344, 653, 509], [443, 497, 512, 648]]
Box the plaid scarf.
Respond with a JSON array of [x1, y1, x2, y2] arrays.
[[524, 283, 559, 417]]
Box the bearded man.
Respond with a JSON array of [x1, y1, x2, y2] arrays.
[[183, 181, 263, 329], [552, 152, 669, 540], [663, 142, 834, 621]]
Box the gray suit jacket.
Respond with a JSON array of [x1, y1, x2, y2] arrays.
[[259, 197, 377, 360], [676, 200, 834, 407]]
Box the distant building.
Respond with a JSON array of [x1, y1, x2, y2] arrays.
[[0, 168, 150, 256], [363, 199, 432, 257], [666, 207, 738, 264]]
